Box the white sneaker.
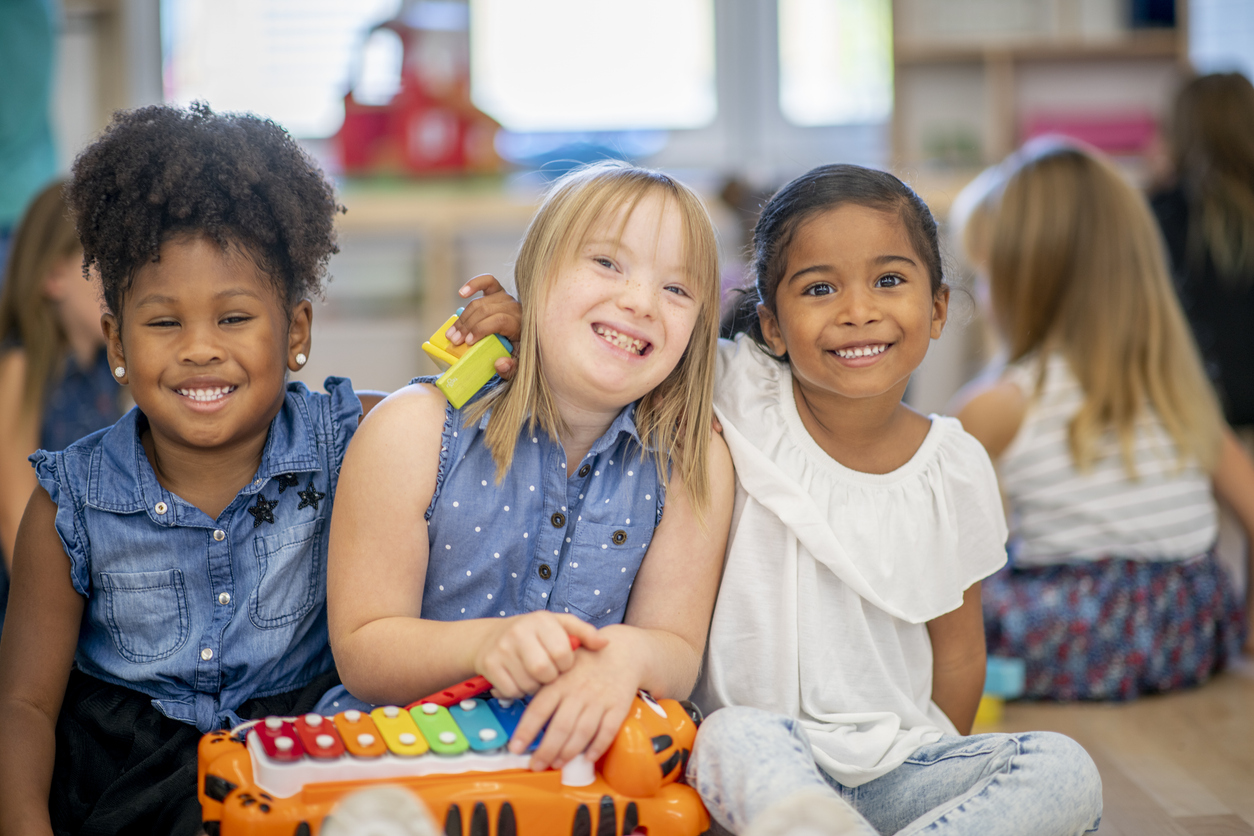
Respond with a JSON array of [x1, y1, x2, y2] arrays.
[[742, 788, 867, 836]]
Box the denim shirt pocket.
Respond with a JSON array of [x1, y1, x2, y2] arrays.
[[99, 569, 190, 663], [250, 518, 325, 629], [564, 521, 649, 620]]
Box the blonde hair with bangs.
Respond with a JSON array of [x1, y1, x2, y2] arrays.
[[988, 145, 1224, 475], [465, 161, 721, 517]]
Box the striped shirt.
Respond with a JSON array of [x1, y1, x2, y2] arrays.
[[999, 353, 1217, 566]]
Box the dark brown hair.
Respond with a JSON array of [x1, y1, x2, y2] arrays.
[[725, 164, 944, 360]]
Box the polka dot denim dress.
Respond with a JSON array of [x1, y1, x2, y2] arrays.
[[421, 383, 665, 629]]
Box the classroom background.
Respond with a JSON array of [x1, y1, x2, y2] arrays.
[[5, 0, 1254, 832]]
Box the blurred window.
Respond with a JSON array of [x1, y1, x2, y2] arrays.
[[1189, 0, 1254, 81], [161, 0, 401, 138], [778, 0, 893, 126], [468, 0, 717, 132]]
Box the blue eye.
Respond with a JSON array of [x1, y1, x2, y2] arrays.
[[593, 256, 615, 269], [665, 285, 689, 297], [876, 274, 904, 288]]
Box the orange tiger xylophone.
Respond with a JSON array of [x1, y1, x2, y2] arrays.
[[197, 690, 708, 836]]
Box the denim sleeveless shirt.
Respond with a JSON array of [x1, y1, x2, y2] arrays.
[[420, 379, 666, 629], [30, 377, 361, 733]]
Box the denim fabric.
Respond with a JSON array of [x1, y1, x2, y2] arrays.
[[30, 377, 361, 733], [689, 706, 1102, 836], [40, 347, 124, 453], [419, 378, 665, 629]]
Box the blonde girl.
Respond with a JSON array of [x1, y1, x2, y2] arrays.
[[328, 162, 734, 773], [955, 143, 1254, 699]]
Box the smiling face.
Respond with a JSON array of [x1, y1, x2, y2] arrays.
[[536, 190, 700, 418], [760, 204, 947, 410], [104, 235, 311, 456]]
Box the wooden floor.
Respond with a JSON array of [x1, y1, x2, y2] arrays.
[[985, 658, 1254, 835]]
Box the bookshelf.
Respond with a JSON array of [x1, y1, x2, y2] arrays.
[[890, 0, 1191, 178]]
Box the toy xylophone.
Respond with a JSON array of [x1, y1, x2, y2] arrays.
[[198, 691, 708, 836]]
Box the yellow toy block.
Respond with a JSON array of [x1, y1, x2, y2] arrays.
[[421, 308, 513, 409], [973, 694, 1004, 728], [420, 313, 469, 370]]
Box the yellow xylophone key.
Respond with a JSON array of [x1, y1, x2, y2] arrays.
[[370, 705, 430, 756]]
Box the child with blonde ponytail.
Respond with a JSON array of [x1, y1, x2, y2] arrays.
[[954, 142, 1254, 700]]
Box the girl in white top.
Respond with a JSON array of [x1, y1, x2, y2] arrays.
[[952, 143, 1254, 701], [688, 164, 1102, 836]]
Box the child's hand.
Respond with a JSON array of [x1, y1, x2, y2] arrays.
[[507, 637, 639, 772], [475, 611, 606, 699], [448, 274, 522, 380]]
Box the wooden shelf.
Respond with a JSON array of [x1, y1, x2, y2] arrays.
[[890, 0, 1190, 169], [895, 29, 1182, 64]]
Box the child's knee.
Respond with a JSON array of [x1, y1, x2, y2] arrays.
[[1025, 731, 1103, 828], [690, 706, 815, 779]]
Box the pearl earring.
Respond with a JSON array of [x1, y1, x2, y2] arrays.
[[114, 366, 126, 378], [295, 353, 307, 367]]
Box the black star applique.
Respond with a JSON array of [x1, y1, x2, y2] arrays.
[[297, 480, 325, 511], [247, 495, 279, 527], [275, 473, 300, 493]]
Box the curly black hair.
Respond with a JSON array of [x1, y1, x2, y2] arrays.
[[65, 102, 343, 319]]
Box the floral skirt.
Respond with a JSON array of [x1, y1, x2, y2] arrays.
[[983, 551, 1245, 701]]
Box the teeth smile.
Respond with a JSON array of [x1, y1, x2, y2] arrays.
[[177, 386, 236, 402], [834, 344, 888, 359], [593, 325, 648, 355]]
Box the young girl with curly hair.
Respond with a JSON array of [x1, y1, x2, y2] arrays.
[[0, 103, 379, 835]]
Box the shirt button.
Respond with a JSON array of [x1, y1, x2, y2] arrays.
[[213, 529, 226, 542], [551, 512, 566, 528], [200, 647, 214, 661], [154, 502, 168, 515], [218, 592, 231, 605], [538, 564, 551, 580], [578, 464, 591, 477], [612, 529, 627, 545]]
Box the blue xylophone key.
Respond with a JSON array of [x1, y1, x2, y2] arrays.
[[449, 698, 509, 752], [486, 696, 541, 752]]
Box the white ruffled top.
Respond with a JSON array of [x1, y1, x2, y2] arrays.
[[693, 336, 1008, 787]]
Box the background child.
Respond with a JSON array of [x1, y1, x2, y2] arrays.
[[0, 103, 373, 835], [1150, 72, 1254, 432], [691, 164, 1101, 835], [0, 180, 124, 633], [953, 144, 1254, 700], [327, 162, 734, 773]]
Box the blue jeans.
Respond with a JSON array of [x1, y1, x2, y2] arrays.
[[688, 706, 1102, 835]]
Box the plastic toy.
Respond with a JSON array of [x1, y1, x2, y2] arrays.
[[422, 307, 513, 408], [412, 637, 581, 710], [198, 691, 707, 836], [973, 656, 1027, 727]]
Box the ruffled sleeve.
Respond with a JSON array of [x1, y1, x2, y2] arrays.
[[714, 337, 1007, 624], [29, 449, 91, 596]]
